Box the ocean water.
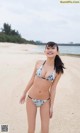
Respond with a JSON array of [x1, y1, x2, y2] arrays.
[[34, 45, 80, 55]]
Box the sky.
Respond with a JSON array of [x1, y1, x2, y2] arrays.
[[0, 0, 80, 43]]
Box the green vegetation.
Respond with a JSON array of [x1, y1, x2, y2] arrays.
[[0, 23, 80, 46], [0, 23, 35, 44]]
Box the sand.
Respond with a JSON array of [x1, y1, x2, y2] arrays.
[[0, 42, 80, 133]]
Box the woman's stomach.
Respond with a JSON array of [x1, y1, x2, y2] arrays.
[[28, 76, 52, 99]]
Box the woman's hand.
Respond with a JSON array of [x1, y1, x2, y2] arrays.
[[49, 107, 53, 119], [19, 93, 26, 104]]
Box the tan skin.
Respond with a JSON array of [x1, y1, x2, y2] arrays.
[[20, 45, 62, 133]]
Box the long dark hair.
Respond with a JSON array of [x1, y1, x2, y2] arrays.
[[45, 42, 65, 74]]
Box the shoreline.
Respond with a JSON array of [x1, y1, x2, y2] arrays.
[[25, 52, 80, 57], [0, 42, 80, 57]]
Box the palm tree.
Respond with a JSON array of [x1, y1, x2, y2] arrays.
[[2, 23, 11, 35]]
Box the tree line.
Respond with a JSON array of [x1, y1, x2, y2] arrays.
[[0, 23, 35, 44], [0, 23, 79, 46]]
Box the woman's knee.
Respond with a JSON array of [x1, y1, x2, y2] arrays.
[[41, 122, 49, 133], [40, 102, 50, 133], [41, 128, 49, 133], [28, 127, 35, 133], [26, 97, 37, 133], [27, 119, 36, 133]]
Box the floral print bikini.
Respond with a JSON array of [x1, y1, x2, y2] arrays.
[[28, 60, 56, 107]]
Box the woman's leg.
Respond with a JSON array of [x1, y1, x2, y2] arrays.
[[26, 96, 37, 133], [40, 100, 50, 133]]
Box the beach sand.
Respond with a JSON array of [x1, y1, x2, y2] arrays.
[[0, 42, 80, 133]]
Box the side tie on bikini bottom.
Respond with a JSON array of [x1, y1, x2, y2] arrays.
[[28, 95, 50, 107]]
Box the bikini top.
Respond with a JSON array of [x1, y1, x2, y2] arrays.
[[35, 60, 56, 82]]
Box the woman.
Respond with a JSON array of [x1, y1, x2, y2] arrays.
[[20, 42, 65, 133]]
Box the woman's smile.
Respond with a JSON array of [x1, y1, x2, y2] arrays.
[[47, 52, 54, 55]]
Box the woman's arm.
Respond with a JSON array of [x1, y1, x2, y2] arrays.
[[50, 72, 62, 108], [23, 60, 39, 96]]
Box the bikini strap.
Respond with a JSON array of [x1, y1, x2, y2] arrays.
[[28, 95, 32, 99], [42, 60, 46, 66]]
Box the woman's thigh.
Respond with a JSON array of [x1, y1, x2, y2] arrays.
[[40, 100, 50, 133], [26, 96, 37, 130]]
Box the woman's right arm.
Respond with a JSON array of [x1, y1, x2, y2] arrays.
[[19, 60, 39, 104], [23, 60, 39, 95]]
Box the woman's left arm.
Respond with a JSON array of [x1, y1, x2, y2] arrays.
[[49, 72, 62, 118], [50, 72, 62, 109]]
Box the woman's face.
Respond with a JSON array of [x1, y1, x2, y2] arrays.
[[44, 45, 58, 58]]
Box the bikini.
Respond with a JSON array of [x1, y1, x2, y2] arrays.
[[28, 60, 56, 107], [35, 60, 56, 82]]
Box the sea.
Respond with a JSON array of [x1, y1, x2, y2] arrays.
[[33, 45, 80, 55]]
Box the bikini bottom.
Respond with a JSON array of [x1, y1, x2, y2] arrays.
[[28, 95, 50, 107]]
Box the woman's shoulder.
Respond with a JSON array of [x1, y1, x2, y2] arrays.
[[35, 60, 45, 68], [36, 60, 45, 65]]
